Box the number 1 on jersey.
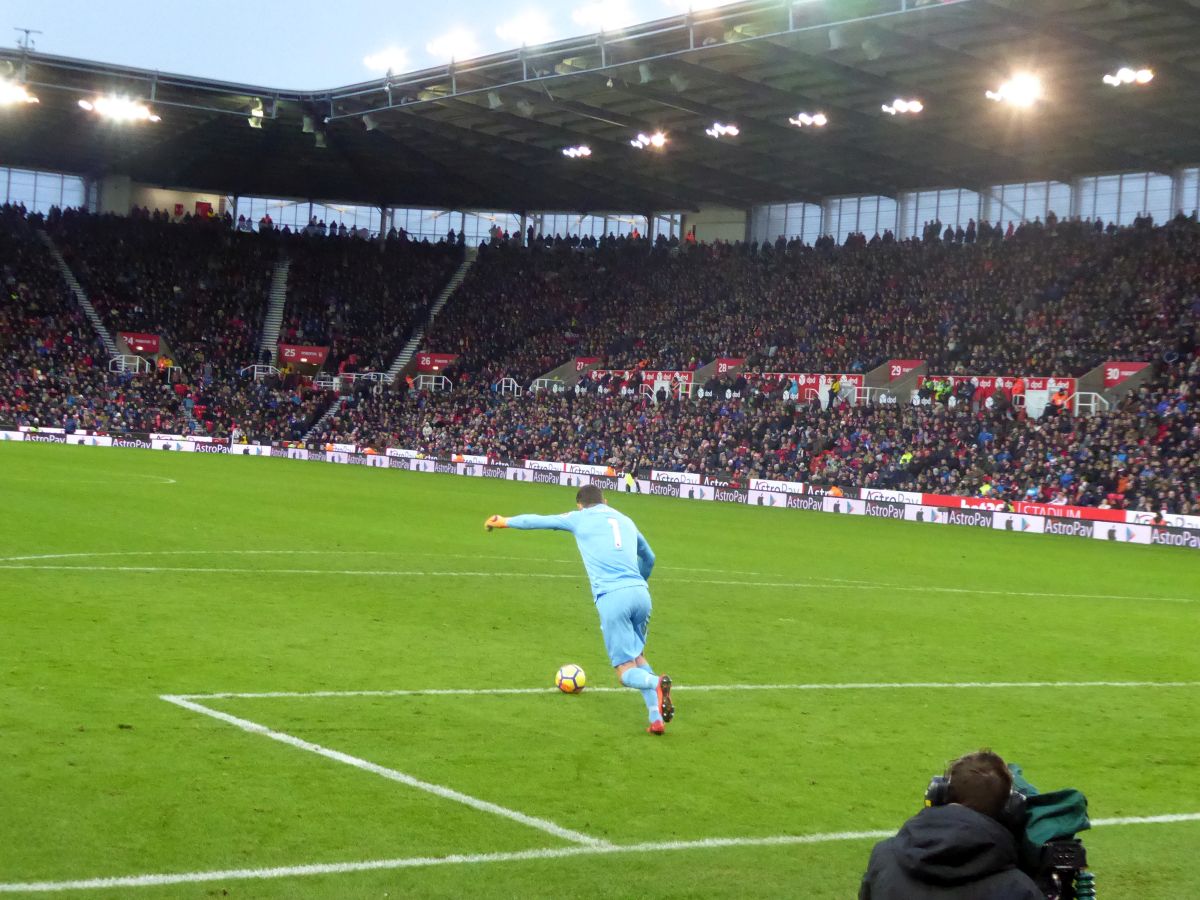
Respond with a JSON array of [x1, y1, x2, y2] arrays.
[[608, 517, 623, 549]]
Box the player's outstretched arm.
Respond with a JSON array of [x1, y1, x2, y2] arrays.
[[636, 532, 656, 580], [506, 513, 576, 532], [484, 515, 509, 532]]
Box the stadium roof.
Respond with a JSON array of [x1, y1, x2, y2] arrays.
[[3, 0, 1200, 214]]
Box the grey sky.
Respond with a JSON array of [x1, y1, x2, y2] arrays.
[[8, 1, 727, 89]]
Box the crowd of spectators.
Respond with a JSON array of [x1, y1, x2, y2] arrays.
[[3, 201, 1198, 515], [315, 341, 1198, 514], [47, 208, 273, 378], [0, 204, 196, 434], [283, 234, 462, 372], [426, 213, 1198, 385]]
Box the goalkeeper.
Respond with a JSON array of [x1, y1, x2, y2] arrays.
[[485, 485, 674, 734]]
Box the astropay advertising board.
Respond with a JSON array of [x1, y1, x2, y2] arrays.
[[9, 430, 1198, 552]]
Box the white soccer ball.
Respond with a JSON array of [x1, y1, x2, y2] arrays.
[[556, 664, 586, 694]]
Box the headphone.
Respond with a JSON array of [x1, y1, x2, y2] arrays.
[[925, 775, 1027, 833]]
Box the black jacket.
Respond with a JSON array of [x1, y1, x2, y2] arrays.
[[859, 805, 1042, 900]]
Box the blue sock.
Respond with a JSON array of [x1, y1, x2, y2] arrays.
[[638, 662, 656, 676], [621, 667, 661, 722]]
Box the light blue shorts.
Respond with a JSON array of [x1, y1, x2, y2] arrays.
[[595, 585, 652, 667]]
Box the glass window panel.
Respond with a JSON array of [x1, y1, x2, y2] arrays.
[[1118, 173, 1146, 225], [877, 197, 897, 236], [7, 169, 36, 207], [766, 204, 787, 242], [1145, 174, 1172, 224], [1048, 182, 1071, 220]]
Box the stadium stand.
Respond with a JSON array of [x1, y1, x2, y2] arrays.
[[2, 202, 1196, 511], [0, 204, 191, 434], [426, 215, 1197, 382], [283, 233, 463, 373]]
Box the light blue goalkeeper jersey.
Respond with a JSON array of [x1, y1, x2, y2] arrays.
[[507, 504, 655, 601]]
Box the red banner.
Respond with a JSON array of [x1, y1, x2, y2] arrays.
[[120, 332, 160, 355], [278, 344, 329, 366], [1103, 361, 1150, 388], [416, 352, 459, 372], [574, 357, 601, 371], [887, 359, 924, 381], [715, 358, 746, 375], [921, 493, 1126, 523]]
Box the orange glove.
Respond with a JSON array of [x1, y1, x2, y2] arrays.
[[484, 515, 509, 532]]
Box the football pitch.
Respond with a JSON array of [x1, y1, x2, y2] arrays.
[[1, 442, 1198, 899]]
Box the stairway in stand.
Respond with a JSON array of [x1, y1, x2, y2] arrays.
[[259, 256, 291, 365], [386, 245, 477, 382], [303, 246, 478, 443], [36, 230, 119, 357]]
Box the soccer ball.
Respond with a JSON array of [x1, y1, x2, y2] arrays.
[[556, 664, 586, 694]]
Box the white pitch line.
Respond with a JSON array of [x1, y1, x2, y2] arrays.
[[2, 814, 1197, 894], [4, 474, 177, 486], [159, 695, 607, 849], [2, 562, 1195, 605], [0, 550, 577, 565], [182, 680, 1200, 701]]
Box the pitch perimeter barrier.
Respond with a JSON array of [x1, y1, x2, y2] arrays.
[[3, 427, 1198, 551]]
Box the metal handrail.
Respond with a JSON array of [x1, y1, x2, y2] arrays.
[[108, 354, 152, 374]]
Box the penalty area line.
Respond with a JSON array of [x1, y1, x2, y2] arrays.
[[2, 814, 1197, 893], [159, 695, 608, 849], [179, 680, 1200, 701]]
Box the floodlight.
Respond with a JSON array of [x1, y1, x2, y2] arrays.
[[882, 97, 923, 115], [630, 131, 667, 150], [562, 145, 592, 158], [314, 132, 327, 149], [77, 95, 160, 122], [985, 73, 1042, 107], [1103, 66, 1153, 87], [0, 79, 38, 105], [789, 111, 827, 128], [247, 99, 265, 129], [362, 113, 378, 131], [705, 122, 739, 138]]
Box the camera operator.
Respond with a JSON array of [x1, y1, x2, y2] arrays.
[[859, 750, 1041, 899]]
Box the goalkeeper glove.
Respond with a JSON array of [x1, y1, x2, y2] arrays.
[[484, 515, 509, 532]]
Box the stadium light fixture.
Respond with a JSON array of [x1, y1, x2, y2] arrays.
[[247, 99, 265, 129], [788, 111, 827, 128], [881, 98, 923, 115], [705, 122, 739, 138], [562, 144, 592, 158], [630, 131, 667, 150], [77, 96, 160, 122], [0, 79, 39, 105], [985, 73, 1043, 107], [1102, 67, 1153, 87]]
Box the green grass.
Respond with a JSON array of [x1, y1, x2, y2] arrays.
[[1, 442, 1197, 899]]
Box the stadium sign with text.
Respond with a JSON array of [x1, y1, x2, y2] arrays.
[[278, 344, 329, 366], [119, 332, 160, 354]]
